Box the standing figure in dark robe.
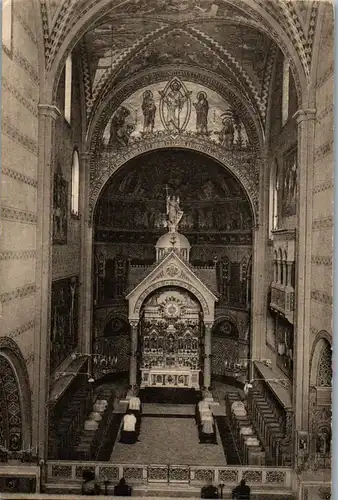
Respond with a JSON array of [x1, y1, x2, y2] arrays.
[[193, 91, 209, 135], [217, 113, 235, 149], [108, 106, 131, 147], [142, 89, 156, 133]]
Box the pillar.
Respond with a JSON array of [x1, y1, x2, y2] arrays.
[[286, 261, 293, 288], [128, 320, 139, 397], [293, 108, 316, 431], [34, 104, 61, 460], [250, 153, 270, 371], [79, 152, 92, 355], [203, 322, 213, 401]]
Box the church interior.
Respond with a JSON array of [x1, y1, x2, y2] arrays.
[[0, 1, 333, 499]]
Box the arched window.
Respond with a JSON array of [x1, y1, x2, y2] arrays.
[[269, 158, 279, 236], [64, 53, 72, 124], [317, 341, 332, 387], [2, 0, 13, 54], [71, 149, 80, 215], [282, 56, 290, 126]]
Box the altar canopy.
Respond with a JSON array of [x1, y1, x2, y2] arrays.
[[126, 250, 218, 391]]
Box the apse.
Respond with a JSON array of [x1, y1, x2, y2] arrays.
[[93, 148, 253, 385]]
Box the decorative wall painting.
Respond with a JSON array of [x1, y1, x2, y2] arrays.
[[53, 163, 68, 245], [282, 147, 297, 217], [50, 276, 79, 373], [102, 79, 250, 151]]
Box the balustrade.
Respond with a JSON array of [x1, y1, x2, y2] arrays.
[[44, 461, 292, 490]]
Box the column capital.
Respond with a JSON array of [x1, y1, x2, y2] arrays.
[[38, 104, 61, 120], [129, 320, 139, 328], [204, 322, 213, 330], [292, 108, 316, 124], [80, 152, 91, 161]]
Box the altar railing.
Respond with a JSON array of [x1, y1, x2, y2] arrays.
[[46, 461, 293, 488]]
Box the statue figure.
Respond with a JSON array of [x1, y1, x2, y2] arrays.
[[166, 194, 184, 232], [193, 91, 209, 135], [142, 89, 156, 133]]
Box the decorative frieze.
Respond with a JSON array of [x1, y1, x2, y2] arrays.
[[13, 48, 39, 86], [2, 117, 38, 156], [14, 12, 38, 46], [316, 64, 334, 89], [1, 206, 37, 224], [6, 320, 35, 340], [316, 103, 334, 122], [314, 140, 333, 161], [313, 180, 334, 194], [311, 255, 332, 267], [311, 290, 333, 306], [25, 352, 35, 365], [312, 217, 333, 230], [2, 77, 38, 117], [0, 283, 36, 304], [0, 250, 36, 260], [1, 166, 38, 187]]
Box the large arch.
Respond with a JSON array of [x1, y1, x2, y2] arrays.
[[0, 338, 32, 450], [133, 280, 211, 322], [309, 332, 332, 387], [89, 140, 259, 226]]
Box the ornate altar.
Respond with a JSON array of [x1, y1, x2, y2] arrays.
[[140, 289, 201, 389], [125, 193, 218, 396]]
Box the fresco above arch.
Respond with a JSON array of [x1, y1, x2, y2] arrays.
[[100, 78, 252, 152]]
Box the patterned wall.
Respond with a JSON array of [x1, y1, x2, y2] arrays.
[[0, 0, 40, 414], [52, 54, 83, 280]]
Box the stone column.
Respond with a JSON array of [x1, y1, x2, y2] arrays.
[[79, 152, 92, 355], [293, 109, 316, 431], [251, 153, 270, 368], [34, 104, 61, 459], [203, 322, 213, 401], [127, 320, 139, 397], [286, 261, 293, 288]]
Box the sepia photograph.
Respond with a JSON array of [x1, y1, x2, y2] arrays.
[[0, 0, 333, 499]]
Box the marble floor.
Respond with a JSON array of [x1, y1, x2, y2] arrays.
[[110, 416, 226, 465]]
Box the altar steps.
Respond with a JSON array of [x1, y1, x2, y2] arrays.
[[142, 403, 195, 416], [140, 388, 201, 405]]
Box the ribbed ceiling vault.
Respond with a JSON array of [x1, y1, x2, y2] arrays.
[[39, 0, 319, 132]]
